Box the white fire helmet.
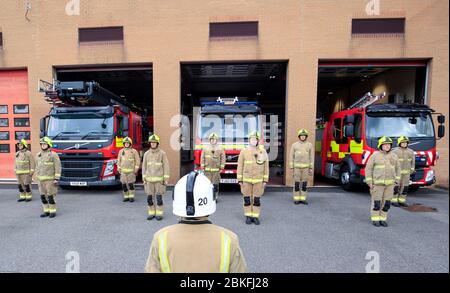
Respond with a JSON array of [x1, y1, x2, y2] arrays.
[[172, 171, 216, 218]]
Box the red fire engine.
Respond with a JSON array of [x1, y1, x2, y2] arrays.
[[193, 97, 263, 184], [315, 92, 446, 191], [39, 80, 148, 187]]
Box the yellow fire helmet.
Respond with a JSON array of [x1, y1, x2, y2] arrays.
[[208, 132, 219, 141], [248, 131, 261, 140], [40, 136, 53, 148], [377, 136, 393, 149], [17, 139, 29, 149], [397, 136, 410, 146], [123, 136, 133, 146], [297, 129, 309, 137], [148, 134, 161, 144]]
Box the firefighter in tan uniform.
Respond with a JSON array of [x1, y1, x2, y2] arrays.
[[365, 136, 401, 227], [117, 137, 141, 202], [392, 136, 415, 207], [145, 171, 247, 273], [15, 139, 35, 202], [142, 134, 170, 221], [237, 131, 269, 225], [289, 129, 314, 205], [35, 137, 61, 218], [200, 133, 226, 200]]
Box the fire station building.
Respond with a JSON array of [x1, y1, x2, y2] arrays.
[[0, 0, 448, 188]]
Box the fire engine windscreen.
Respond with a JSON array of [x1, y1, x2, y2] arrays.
[[199, 114, 259, 142], [47, 115, 114, 139], [365, 114, 434, 138]]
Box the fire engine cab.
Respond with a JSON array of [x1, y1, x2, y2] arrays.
[[193, 97, 263, 184], [39, 80, 147, 187], [315, 92, 446, 191]]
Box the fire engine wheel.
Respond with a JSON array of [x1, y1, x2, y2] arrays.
[[339, 164, 354, 191]]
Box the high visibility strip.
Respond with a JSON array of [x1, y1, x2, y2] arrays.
[[164, 175, 170, 178], [299, 196, 306, 201], [219, 232, 231, 273], [293, 196, 302, 200], [244, 160, 254, 164], [391, 197, 399, 203], [244, 212, 252, 217], [243, 178, 264, 184], [121, 168, 134, 173], [37, 176, 54, 180], [147, 162, 162, 166], [349, 140, 363, 154], [371, 216, 380, 221], [294, 163, 310, 168], [148, 210, 156, 216], [373, 179, 396, 185], [44, 162, 54, 166], [374, 165, 385, 169], [158, 231, 171, 273], [401, 170, 411, 175], [263, 175, 269, 180], [252, 213, 260, 218], [19, 194, 26, 199], [379, 216, 387, 221], [205, 168, 220, 172], [398, 198, 406, 203], [144, 176, 165, 182], [156, 210, 164, 216], [330, 141, 340, 153], [16, 170, 31, 174]]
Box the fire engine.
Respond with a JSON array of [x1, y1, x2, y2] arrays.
[[38, 80, 148, 187], [193, 97, 264, 184], [315, 92, 446, 191]]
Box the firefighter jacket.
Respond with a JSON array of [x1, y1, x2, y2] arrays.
[[201, 144, 226, 173], [35, 149, 61, 181], [392, 147, 415, 175], [145, 219, 247, 273], [237, 145, 269, 184], [142, 147, 170, 183], [365, 151, 401, 186], [15, 150, 35, 175], [118, 147, 141, 174], [289, 141, 314, 169]]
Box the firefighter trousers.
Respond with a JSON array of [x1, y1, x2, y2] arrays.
[[145, 182, 166, 217], [293, 168, 309, 202], [392, 174, 410, 204], [16, 174, 32, 200], [120, 173, 136, 199], [241, 182, 264, 218], [204, 171, 220, 200], [370, 185, 394, 222], [38, 180, 58, 214]]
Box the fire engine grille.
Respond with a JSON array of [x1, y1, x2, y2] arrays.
[[62, 171, 96, 179], [61, 160, 103, 180], [411, 169, 425, 181]]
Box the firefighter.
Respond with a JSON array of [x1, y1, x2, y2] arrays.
[[35, 137, 61, 218], [289, 129, 314, 205], [365, 136, 401, 227], [142, 134, 170, 221], [392, 136, 415, 207], [117, 137, 141, 202], [237, 131, 269, 225], [145, 171, 247, 273], [200, 132, 225, 201], [15, 139, 35, 202]]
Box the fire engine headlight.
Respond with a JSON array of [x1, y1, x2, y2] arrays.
[[104, 160, 117, 176], [425, 170, 435, 182]]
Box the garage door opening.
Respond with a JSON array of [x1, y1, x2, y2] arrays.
[[180, 62, 287, 185], [315, 60, 428, 186], [47, 64, 153, 186], [56, 65, 153, 132]]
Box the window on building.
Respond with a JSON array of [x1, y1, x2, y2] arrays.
[[0, 32, 3, 47], [15, 131, 30, 140], [0, 118, 8, 127], [354, 114, 362, 143], [0, 105, 7, 114], [210, 21, 258, 38], [13, 104, 29, 114], [352, 18, 405, 35], [79, 27, 124, 43], [0, 144, 10, 153], [14, 118, 30, 127], [0, 131, 9, 140]]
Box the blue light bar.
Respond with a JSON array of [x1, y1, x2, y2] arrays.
[[201, 101, 258, 106]]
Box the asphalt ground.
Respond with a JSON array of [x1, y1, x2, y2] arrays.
[[0, 184, 448, 273]]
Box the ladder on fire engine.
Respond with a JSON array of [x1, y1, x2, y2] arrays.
[[38, 79, 142, 114], [347, 92, 386, 110]]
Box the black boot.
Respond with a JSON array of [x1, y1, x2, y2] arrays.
[[18, 198, 25, 202], [392, 202, 400, 207], [399, 202, 408, 207], [372, 221, 381, 227], [253, 218, 260, 225], [25, 198, 32, 202], [156, 216, 163, 221], [294, 201, 300, 205], [245, 216, 252, 225], [49, 213, 56, 218], [301, 200, 309, 205], [123, 198, 129, 202], [40, 212, 49, 218], [147, 215, 155, 221], [129, 198, 134, 203], [380, 221, 388, 227]]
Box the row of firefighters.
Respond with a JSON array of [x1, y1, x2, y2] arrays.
[[12, 130, 416, 272]]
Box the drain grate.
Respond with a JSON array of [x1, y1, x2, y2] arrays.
[[402, 203, 438, 212]]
